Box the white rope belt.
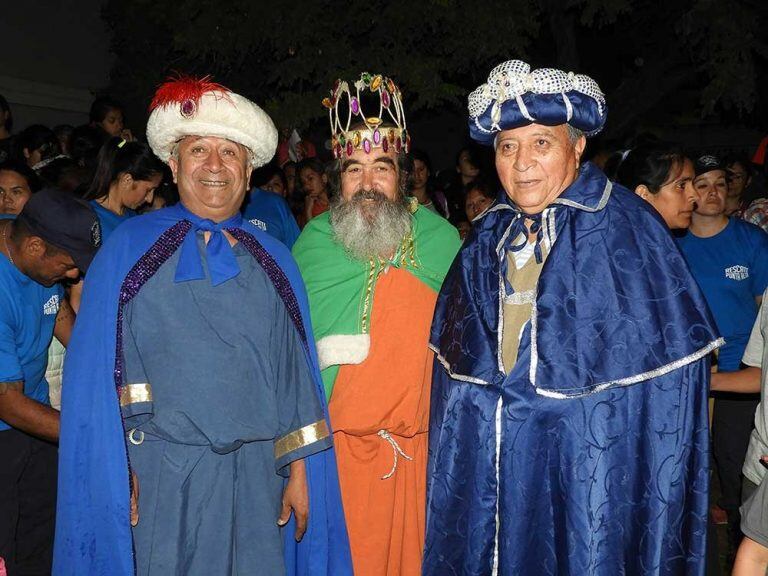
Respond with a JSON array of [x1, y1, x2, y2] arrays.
[[377, 429, 413, 480]]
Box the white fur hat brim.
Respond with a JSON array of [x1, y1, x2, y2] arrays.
[[146, 90, 277, 168]]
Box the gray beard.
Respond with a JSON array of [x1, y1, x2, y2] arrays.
[[329, 190, 412, 260]]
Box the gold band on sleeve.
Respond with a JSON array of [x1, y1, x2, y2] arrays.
[[274, 420, 330, 460], [119, 383, 153, 407]]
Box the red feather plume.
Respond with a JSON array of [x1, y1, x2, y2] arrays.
[[149, 74, 231, 112]]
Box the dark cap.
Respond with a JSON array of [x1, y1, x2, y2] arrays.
[[16, 188, 101, 273], [693, 154, 727, 178]]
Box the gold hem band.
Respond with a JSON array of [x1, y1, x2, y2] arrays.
[[275, 420, 330, 460], [119, 383, 152, 407]]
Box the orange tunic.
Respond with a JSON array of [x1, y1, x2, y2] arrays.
[[330, 267, 437, 576]]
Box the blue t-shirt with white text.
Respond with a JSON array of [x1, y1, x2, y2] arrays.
[[0, 254, 63, 430], [241, 188, 301, 249], [678, 218, 768, 371]]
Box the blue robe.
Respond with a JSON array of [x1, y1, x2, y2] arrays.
[[53, 203, 352, 576], [425, 163, 721, 576]]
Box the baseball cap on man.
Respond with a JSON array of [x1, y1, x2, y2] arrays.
[[693, 154, 727, 178], [16, 187, 101, 273]]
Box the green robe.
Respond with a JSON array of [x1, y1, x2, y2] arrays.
[[293, 200, 461, 398]]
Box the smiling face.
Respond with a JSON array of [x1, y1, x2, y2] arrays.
[[494, 123, 585, 214], [168, 135, 253, 221], [340, 146, 400, 204]]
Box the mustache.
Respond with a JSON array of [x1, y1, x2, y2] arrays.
[[350, 188, 388, 203]]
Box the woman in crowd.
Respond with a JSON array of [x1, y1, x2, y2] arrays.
[[616, 144, 725, 573], [297, 157, 330, 226], [680, 154, 768, 564], [438, 145, 484, 224], [89, 96, 132, 141], [615, 143, 696, 229], [84, 137, 164, 241], [410, 148, 449, 218], [13, 124, 60, 170], [53, 124, 75, 157], [0, 160, 40, 216], [725, 155, 754, 216]]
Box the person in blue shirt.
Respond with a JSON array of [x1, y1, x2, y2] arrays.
[[0, 188, 100, 576], [678, 153, 768, 558], [242, 163, 301, 248], [84, 137, 165, 242]]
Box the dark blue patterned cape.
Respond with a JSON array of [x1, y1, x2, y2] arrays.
[[53, 204, 352, 576], [425, 163, 721, 576]]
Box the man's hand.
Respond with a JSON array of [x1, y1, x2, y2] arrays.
[[130, 470, 139, 526], [277, 459, 309, 542]]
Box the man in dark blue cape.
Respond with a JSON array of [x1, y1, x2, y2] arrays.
[[53, 78, 352, 576], [424, 60, 722, 575]]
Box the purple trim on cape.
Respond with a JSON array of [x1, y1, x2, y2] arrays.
[[228, 227, 308, 349], [114, 221, 192, 389]]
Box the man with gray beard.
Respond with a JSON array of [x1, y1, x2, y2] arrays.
[[292, 72, 460, 576], [328, 184, 412, 260]]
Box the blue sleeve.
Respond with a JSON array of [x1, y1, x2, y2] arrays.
[[279, 199, 301, 250], [750, 226, 768, 296], [273, 294, 332, 475], [0, 291, 22, 383]]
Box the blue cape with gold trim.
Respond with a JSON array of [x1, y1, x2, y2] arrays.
[[53, 204, 352, 576]]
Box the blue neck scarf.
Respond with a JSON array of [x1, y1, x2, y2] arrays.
[[172, 203, 244, 286]]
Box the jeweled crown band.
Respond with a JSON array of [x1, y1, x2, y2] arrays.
[[323, 72, 410, 159]]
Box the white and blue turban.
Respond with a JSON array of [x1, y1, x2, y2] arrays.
[[468, 60, 607, 145]]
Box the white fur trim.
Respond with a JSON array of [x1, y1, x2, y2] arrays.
[[316, 334, 371, 371], [146, 91, 278, 168]]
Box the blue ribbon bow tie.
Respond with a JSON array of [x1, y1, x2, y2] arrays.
[[174, 204, 245, 287]]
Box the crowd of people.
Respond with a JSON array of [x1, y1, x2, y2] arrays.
[[1, 58, 768, 576]]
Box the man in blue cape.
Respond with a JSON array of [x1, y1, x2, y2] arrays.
[[53, 77, 352, 576], [424, 60, 722, 575]]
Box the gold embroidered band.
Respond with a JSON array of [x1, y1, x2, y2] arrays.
[[119, 383, 153, 407], [274, 420, 330, 460]]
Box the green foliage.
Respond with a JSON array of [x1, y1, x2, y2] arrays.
[[104, 0, 766, 135], [105, 0, 539, 129], [681, 0, 766, 115]]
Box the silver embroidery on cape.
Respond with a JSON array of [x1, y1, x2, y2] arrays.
[[429, 344, 489, 385], [504, 290, 535, 305]]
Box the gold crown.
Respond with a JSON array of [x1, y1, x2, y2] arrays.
[[323, 72, 409, 159]]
